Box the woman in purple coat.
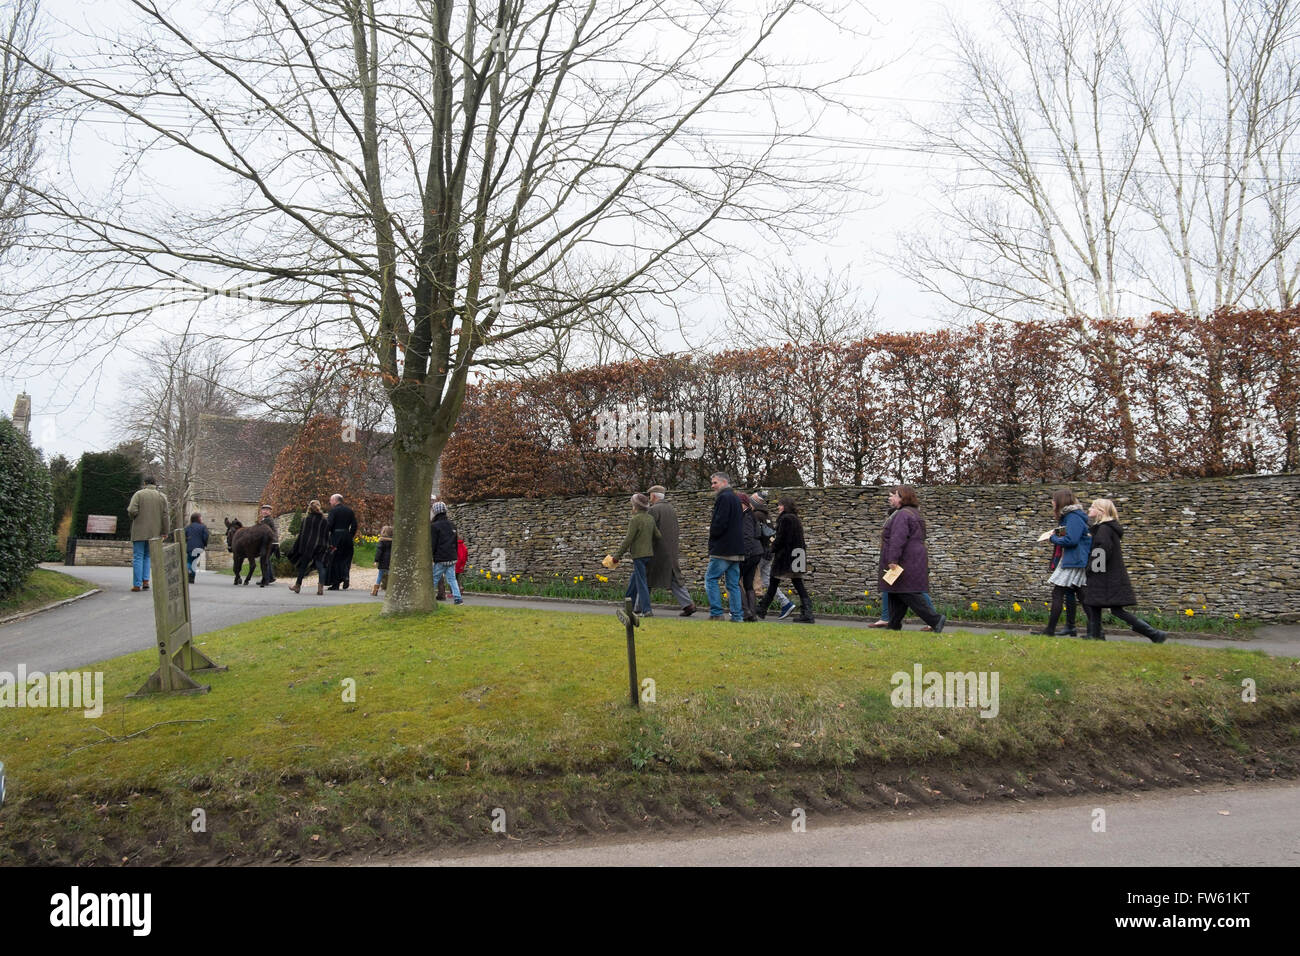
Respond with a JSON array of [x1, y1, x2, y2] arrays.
[[880, 485, 947, 633]]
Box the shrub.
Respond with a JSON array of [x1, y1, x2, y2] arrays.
[[288, 510, 303, 535], [0, 417, 56, 599], [274, 534, 298, 579], [70, 451, 141, 540]]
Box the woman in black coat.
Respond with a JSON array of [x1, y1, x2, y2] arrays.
[[287, 499, 329, 595], [1082, 498, 1168, 642], [757, 497, 814, 623], [738, 493, 766, 622]]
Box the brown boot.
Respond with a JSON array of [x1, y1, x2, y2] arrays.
[[316, 582, 324, 596], [371, 583, 380, 596]]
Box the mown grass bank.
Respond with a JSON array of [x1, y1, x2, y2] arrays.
[[1, 603, 1296, 864], [0, 568, 96, 619]]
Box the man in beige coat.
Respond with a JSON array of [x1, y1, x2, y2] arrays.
[[127, 476, 171, 591]]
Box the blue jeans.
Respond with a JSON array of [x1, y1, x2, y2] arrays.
[[624, 556, 652, 613], [881, 591, 934, 619], [132, 540, 151, 588], [375, 569, 386, 587], [433, 561, 461, 601], [705, 557, 742, 621]]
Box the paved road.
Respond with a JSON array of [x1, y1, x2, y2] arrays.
[[0, 564, 378, 673], [3, 566, 1297, 675], [407, 780, 1300, 866]]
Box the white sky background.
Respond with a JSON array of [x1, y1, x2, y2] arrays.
[[0, 0, 1194, 460]]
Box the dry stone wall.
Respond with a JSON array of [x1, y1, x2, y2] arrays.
[[449, 474, 1300, 621]]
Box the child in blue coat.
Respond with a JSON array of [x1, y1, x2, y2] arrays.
[[1031, 489, 1091, 637]]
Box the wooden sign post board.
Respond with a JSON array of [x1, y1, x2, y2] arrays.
[[130, 529, 226, 697], [86, 515, 117, 535]]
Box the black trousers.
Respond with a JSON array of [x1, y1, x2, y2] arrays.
[[740, 556, 760, 619], [760, 575, 810, 614], [1084, 605, 1162, 639], [294, 553, 327, 586], [887, 591, 942, 630]]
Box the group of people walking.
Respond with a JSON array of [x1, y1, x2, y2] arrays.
[[285, 494, 358, 594], [611, 473, 812, 623], [612, 477, 1169, 642]]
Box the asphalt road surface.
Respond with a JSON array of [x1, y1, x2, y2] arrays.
[[4, 565, 1298, 675], [0, 564, 378, 674], [407, 780, 1300, 867]]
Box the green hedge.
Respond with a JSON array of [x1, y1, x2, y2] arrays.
[[70, 451, 140, 540], [0, 417, 55, 600]]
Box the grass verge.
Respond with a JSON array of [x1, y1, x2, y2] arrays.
[[0, 603, 1296, 864], [0, 568, 97, 618]]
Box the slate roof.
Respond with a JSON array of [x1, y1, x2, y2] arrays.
[[191, 414, 395, 504]]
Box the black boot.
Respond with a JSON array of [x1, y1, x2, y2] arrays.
[[1032, 606, 1061, 636], [796, 602, 815, 623], [1132, 618, 1168, 643]]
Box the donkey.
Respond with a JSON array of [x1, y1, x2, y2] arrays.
[[224, 517, 278, 586]]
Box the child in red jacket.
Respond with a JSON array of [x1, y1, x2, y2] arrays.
[[439, 539, 469, 600]]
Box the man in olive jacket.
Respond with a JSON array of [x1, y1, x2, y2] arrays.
[[127, 476, 171, 592], [647, 485, 696, 616], [613, 493, 661, 616]]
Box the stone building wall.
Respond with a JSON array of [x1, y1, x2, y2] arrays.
[[449, 474, 1300, 621]]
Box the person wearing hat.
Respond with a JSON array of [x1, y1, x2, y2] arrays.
[[127, 475, 171, 591], [611, 493, 661, 617], [258, 504, 280, 583], [646, 485, 696, 616], [430, 500, 462, 604]]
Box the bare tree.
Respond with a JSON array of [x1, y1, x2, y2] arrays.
[[731, 264, 876, 485], [115, 335, 245, 528], [1125, 0, 1300, 313], [1, 0, 867, 611], [0, 0, 47, 257]]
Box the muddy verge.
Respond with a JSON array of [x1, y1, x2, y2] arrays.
[[4, 723, 1297, 866]]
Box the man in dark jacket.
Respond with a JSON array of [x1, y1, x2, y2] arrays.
[[258, 505, 280, 583], [184, 512, 209, 584], [705, 472, 744, 622], [430, 501, 462, 604], [647, 485, 695, 616], [325, 494, 358, 590]]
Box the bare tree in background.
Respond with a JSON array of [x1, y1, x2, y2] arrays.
[[115, 336, 245, 528], [0, 0, 47, 257], [732, 264, 876, 485], [901, 0, 1145, 322], [2, 0, 867, 612], [1125, 0, 1300, 314]]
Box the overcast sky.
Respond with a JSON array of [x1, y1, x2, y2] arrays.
[[0, 0, 1162, 460]]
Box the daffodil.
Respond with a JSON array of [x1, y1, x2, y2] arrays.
[[1185, 609, 1194, 616], [1234, 612, 1241, 619], [1012, 602, 1022, 612], [970, 601, 979, 611]]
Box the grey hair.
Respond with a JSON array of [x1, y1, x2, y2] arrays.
[[710, 471, 730, 484]]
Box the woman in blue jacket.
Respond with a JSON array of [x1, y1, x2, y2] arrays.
[[1031, 489, 1091, 637]]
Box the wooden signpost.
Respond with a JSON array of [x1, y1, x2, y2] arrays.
[[85, 515, 117, 535], [130, 529, 226, 697]]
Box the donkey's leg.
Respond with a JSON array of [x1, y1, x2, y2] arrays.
[[233, 555, 243, 585]]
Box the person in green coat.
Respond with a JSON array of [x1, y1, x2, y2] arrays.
[[127, 476, 171, 591], [611, 493, 661, 617]]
